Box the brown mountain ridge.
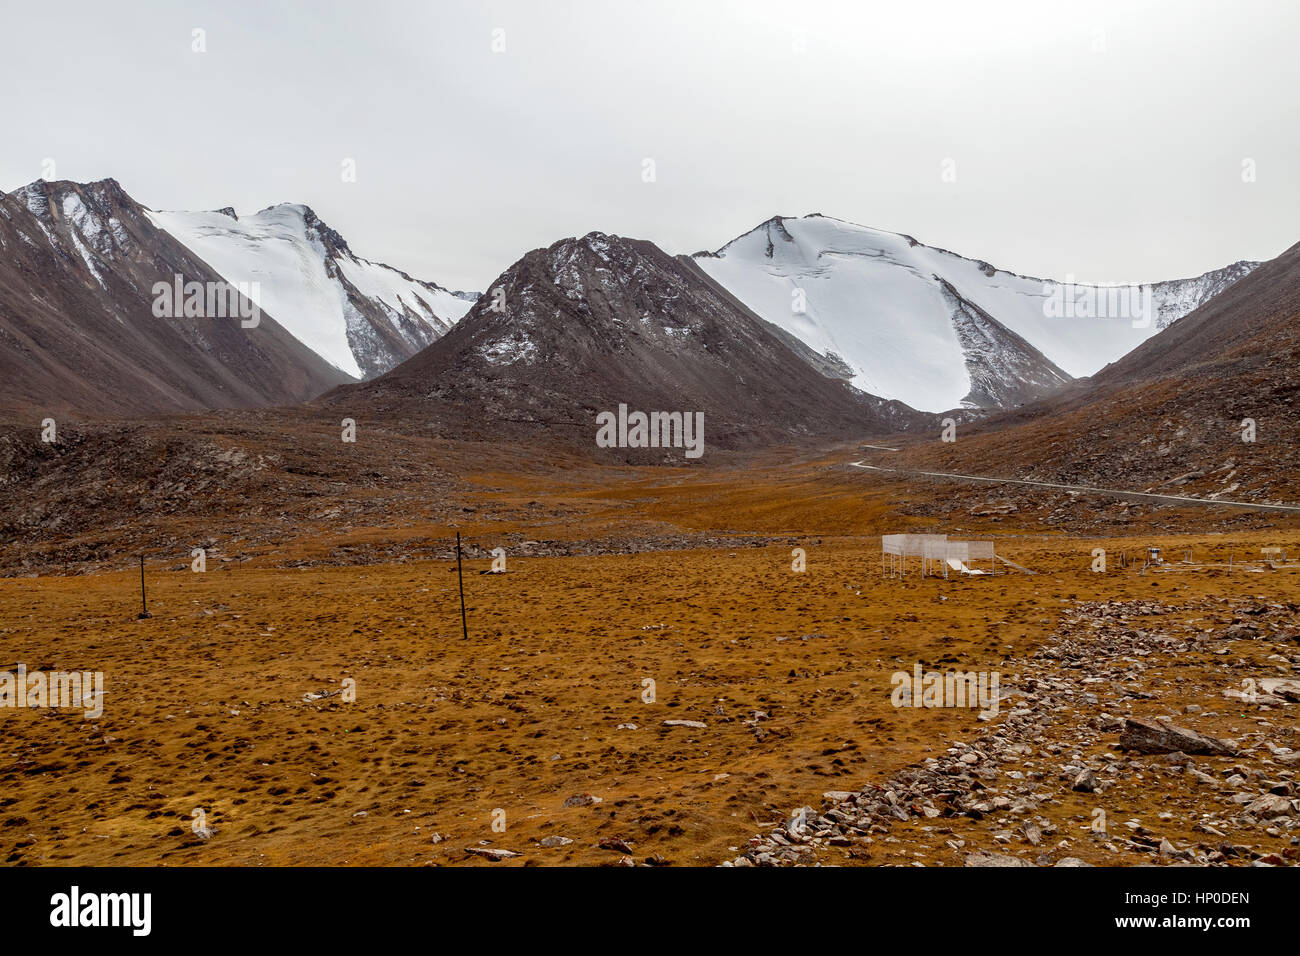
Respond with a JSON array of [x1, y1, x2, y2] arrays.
[[0, 178, 351, 421]]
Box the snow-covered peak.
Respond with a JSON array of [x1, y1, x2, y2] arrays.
[[148, 203, 479, 378], [715, 214, 1016, 278], [696, 214, 1260, 412]]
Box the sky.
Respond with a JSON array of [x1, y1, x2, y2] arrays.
[[1, 0, 1296, 292]]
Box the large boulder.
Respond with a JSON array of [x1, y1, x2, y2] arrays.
[[1119, 718, 1236, 756]]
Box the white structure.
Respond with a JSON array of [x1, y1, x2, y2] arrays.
[[881, 533, 948, 578], [883, 534, 998, 578]]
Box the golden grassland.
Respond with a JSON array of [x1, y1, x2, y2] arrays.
[[2, 508, 1297, 866]]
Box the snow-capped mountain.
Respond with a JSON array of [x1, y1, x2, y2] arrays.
[[331, 231, 928, 450], [694, 215, 1259, 413], [911, 238, 1300, 503], [148, 204, 478, 378], [0, 179, 349, 417]]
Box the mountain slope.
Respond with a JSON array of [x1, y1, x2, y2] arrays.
[[896, 240, 1300, 503], [0, 178, 352, 419], [149, 205, 477, 378], [695, 215, 1258, 413], [1091, 244, 1300, 389], [324, 231, 928, 452]]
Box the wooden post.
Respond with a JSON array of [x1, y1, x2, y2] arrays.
[[455, 532, 468, 641], [137, 555, 151, 619]]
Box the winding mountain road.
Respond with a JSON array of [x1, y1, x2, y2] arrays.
[[848, 459, 1300, 514]]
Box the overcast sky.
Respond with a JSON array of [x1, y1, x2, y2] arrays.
[[2, 0, 1296, 291]]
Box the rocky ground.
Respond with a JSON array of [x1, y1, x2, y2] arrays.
[[0, 416, 821, 577], [733, 592, 1300, 867]]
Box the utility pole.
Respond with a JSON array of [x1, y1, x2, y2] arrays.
[[455, 532, 468, 640]]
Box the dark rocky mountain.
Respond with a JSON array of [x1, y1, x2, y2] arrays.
[[0, 178, 352, 420], [933, 277, 1073, 408], [323, 231, 930, 455]]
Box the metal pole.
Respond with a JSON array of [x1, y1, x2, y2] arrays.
[[455, 532, 468, 640]]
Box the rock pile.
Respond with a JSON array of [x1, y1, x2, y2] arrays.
[[727, 598, 1299, 867]]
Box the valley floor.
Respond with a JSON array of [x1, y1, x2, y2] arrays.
[[2, 528, 1298, 867]]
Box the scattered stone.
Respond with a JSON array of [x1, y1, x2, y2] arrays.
[[1259, 678, 1300, 702], [725, 596, 1296, 868], [1073, 770, 1099, 793], [965, 850, 1035, 867], [1245, 794, 1294, 818], [464, 847, 520, 860]]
